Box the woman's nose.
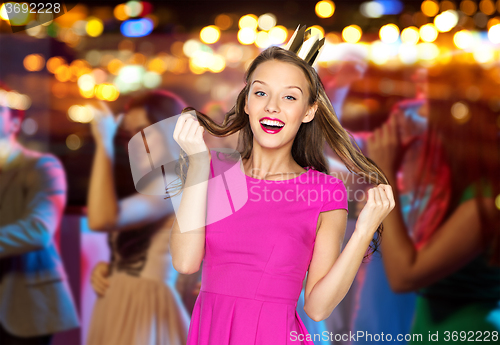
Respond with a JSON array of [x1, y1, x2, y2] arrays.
[[265, 97, 280, 113]]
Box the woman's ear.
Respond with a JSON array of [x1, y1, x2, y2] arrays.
[[244, 96, 249, 115], [303, 103, 318, 123]]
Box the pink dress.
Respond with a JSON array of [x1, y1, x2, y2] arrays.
[[187, 150, 348, 345]]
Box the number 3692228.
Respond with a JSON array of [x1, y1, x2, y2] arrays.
[[5, 3, 62, 14]]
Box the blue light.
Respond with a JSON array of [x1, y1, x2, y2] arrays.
[[120, 18, 153, 37], [375, 0, 404, 15]]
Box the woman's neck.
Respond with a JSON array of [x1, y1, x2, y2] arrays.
[[399, 139, 425, 193], [0, 138, 18, 169], [243, 141, 304, 179]]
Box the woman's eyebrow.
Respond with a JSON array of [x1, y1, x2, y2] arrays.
[[252, 80, 303, 94]]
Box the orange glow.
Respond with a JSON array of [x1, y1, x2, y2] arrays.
[[23, 54, 45, 72], [107, 59, 124, 75], [215, 14, 233, 30], [113, 4, 129, 21], [46, 57, 66, 74], [55, 65, 71, 82]]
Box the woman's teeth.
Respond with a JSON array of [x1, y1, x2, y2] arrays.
[[259, 119, 284, 128]]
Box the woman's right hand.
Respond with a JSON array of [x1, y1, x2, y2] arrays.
[[173, 111, 210, 163], [89, 101, 124, 148], [90, 261, 110, 297]]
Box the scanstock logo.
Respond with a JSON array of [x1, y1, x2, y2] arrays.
[[127, 111, 248, 233]]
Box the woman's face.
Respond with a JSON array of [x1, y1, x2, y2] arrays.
[[394, 103, 428, 146], [120, 106, 150, 137], [244, 60, 317, 150]]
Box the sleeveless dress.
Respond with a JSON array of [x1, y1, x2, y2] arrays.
[[86, 216, 191, 345], [186, 150, 348, 345]]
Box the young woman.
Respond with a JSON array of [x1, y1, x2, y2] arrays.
[[86, 91, 191, 345], [168, 42, 396, 344], [368, 79, 500, 344]]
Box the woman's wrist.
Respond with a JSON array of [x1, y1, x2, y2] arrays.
[[351, 227, 376, 246], [96, 140, 115, 157]]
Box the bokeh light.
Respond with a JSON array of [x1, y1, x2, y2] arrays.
[[46, 57, 66, 73], [401, 26, 419, 44], [315, 1, 335, 18], [417, 42, 439, 60], [268, 25, 288, 44], [434, 10, 459, 32], [460, 0, 477, 16], [239, 14, 258, 30], [421, 0, 439, 17], [107, 59, 124, 75], [23, 54, 45, 72], [21, 118, 38, 136], [454, 29, 473, 49], [342, 25, 362, 43], [360, 1, 384, 18], [238, 27, 257, 45], [68, 105, 94, 123], [147, 57, 167, 74], [2, 91, 31, 110], [451, 101, 471, 123], [115, 65, 145, 93], [208, 55, 226, 73], [121, 18, 154, 37], [255, 31, 271, 48], [480, 0, 496, 15], [55, 65, 71, 82], [77, 74, 96, 93], [379, 24, 400, 44], [95, 83, 120, 101], [473, 45, 495, 64], [200, 25, 221, 44], [86, 18, 104, 37], [398, 43, 418, 64], [183, 39, 202, 58], [441, 0, 456, 11], [125, 1, 143, 17], [114, 4, 129, 21], [66, 134, 82, 150], [215, 14, 233, 30], [419, 23, 439, 42], [143, 71, 162, 88], [488, 24, 500, 44], [370, 41, 390, 65], [258, 13, 276, 31]]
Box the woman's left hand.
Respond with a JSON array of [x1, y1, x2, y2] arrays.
[[355, 184, 395, 237], [366, 116, 402, 175], [90, 261, 110, 298]]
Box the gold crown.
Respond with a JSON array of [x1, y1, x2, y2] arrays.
[[285, 24, 325, 67]]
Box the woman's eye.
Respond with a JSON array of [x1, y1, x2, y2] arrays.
[[285, 95, 296, 101], [255, 91, 266, 96]]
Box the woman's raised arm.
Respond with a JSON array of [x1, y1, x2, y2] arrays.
[[169, 112, 211, 275]]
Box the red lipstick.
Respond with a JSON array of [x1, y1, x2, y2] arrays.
[[259, 117, 285, 134]]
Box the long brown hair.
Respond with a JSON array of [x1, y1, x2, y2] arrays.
[[410, 70, 500, 266], [113, 90, 186, 270], [169, 46, 390, 256]]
